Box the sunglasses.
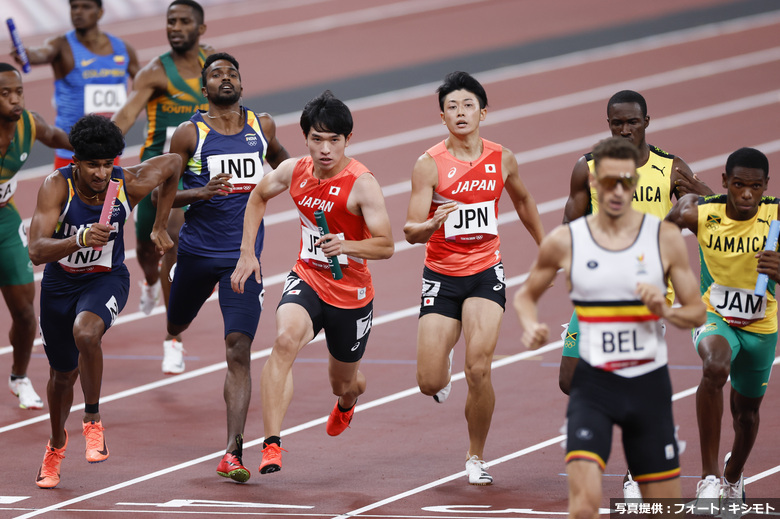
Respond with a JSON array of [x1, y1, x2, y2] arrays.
[[596, 173, 639, 191]]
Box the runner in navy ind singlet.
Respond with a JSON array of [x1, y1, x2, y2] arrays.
[[0, 63, 71, 410], [231, 91, 394, 477], [403, 72, 544, 486], [515, 137, 705, 513], [166, 53, 289, 484], [27, 114, 180, 489], [15, 0, 139, 170], [112, 0, 214, 374]]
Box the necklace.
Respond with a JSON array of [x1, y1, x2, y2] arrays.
[[76, 184, 99, 201], [204, 107, 243, 119]]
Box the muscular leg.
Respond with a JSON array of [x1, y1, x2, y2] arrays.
[[73, 311, 107, 423], [328, 357, 366, 410], [224, 331, 252, 452], [567, 460, 602, 519], [416, 313, 461, 396], [1, 283, 36, 376], [724, 389, 763, 484], [136, 239, 160, 287], [559, 356, 578, 396], [461, 297, 502, 459], [696, 335, 732, 477], [639, 478, 682, 517], [161, 209, 183, 341], [46, 367, 79, 449], [261, 303, 315, 438]]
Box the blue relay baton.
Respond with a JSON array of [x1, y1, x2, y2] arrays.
[[6, 19, 31, 73], [314, 209, 343, 281], [754, 219, 780, 296]]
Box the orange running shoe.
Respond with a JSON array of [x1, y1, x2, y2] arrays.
[[325, 401, 354, 436], [82, 420, 109, 463], [36, 431, 68, 489], [216, 453, 250, 482], [259, 442, 286, 474]]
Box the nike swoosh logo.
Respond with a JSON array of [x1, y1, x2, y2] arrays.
[[80, 58, 97, 67]]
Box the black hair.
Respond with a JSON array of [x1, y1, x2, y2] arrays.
[[607, 90, 648, 118], [169, 0, 204, 24], [0, 63, 20, 75], [201, 52, 239, 88], [726, 147, 769, 178], [70, 0, 102, 8], [299, 90, 353, 137], [591, 137, 640, 170], [436, 71, 488, 111], [69, 114, 125, 160]]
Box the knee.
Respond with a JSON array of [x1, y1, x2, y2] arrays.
[[570, 504, 599, 519], [417, 374, 440, 396], [701, 358, 730, 387], [733, 406, 760, 430], [271, 332, 301, 363], [72, 326, 102, 354], [463, 361, 490, 388], [51, 368, 78, 389], [225, 334, 251, 363]]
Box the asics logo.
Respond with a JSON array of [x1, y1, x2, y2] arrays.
[[351, 342, 360, 352], [447, 167, 457, 178]]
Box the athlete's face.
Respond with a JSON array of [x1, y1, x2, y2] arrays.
[[167, 5, 204, 53], [72, 157, 115, 196], [440, 89, 486, 136], [723, 166, 768, 221], [607, 102, 648, 147], [591, 157, 638, 218], [0, 70, 24, 122], [305, 129, 352, 174], [70, 0, 103, 31], [203, 60, 242, 106]]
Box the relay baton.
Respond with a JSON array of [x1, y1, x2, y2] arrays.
[[314, 209, 343, 280], [754, 219, 780, 296], [6, 19, 31, 73], [93, 179, 120, 252]]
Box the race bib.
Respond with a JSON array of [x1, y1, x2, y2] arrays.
[[207, 152, 263, 193], [709, 283, 766, 327], [163, 126, 177, 154], [587, 320, 659, 371], [58, 238, 115, 273], [0, 178, 17, 205], [443, 200, 498, 242], [84, 84, 127, 115], [300, 226, 348, 269]]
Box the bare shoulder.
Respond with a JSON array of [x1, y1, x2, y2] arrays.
[[132, 56, 167, 89]]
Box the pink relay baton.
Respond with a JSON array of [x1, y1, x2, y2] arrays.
[[93, 179, 119, 251]]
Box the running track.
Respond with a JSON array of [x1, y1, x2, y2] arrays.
[[2, 1, 780, 517]]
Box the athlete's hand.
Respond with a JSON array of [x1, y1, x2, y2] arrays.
[[522, 322, 549, 350], [150, 228, 174, 256], [756, 250, 780, 282], [636, 282, 667, 318], [85, 223, 112, 248], [231, 253, 260, 294], [674, 167, 713, 197], [315, 233, 343, 257], [200, 173, 234, 200], [429, 201, 458, 231]]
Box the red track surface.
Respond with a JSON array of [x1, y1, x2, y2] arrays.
[[2, 1, 779, 517]]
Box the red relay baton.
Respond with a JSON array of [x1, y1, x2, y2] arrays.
[[93, 179, 119, 252]]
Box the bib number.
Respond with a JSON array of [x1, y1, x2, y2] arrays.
[[443, 200, 498, 242], [58, 235, 114, 273], [84, 84, 126, 115], [710, 283, 766, 327], [207, 152, 263, 193], [300, 226, 348, 268], [587, 320, 659, 371], [0, 178, 17, 205]]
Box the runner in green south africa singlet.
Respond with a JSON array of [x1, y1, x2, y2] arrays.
[[0, 109, 36, 286]]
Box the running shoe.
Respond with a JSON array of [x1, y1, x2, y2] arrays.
[[9, 375, 44, 409], [722, 452, 745, 503], [326, 401, 355, 436], [138, 279, 160, 315], [465, 454, 493, 485], [622, 471, 642, 501], [82, 420, 109, 463], [259, 442, 286, 474], [36, 432, 67, 489], [433, 348, 454, 403], [162, 338, 185, 374], [217, 434, 250, 482], [694, 475, 723, 515]]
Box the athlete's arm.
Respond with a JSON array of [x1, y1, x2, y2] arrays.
[[31, 111, 71, 150], [639, 220, 705, 329], [664, 193, 699, 235], [124, 40, 141, 80], [562, 156, 591, 224], [230, 158, 296, 294], [503, 147, 544, 246], [14, 35, 64, 66], [27, 172, 83, 265], [318, 172, 394, 261], [258, 113, 290, 169], [514, 224, 571, 350], [112, 58, 166, 134], [671, 156, 713, 198], [403, 152, 457, 244]]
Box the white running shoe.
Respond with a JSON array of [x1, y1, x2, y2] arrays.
[[8, 375, 44, 409], [722, 452, 745, 503], [465, 454, 493, 485], [433, 348, 454, 403], [694, 475, 723, 514], [162, 339, 185, 374], [622, 471, 642, 501], [559, 418, 567, 450], [139, 280, 161, 315]]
